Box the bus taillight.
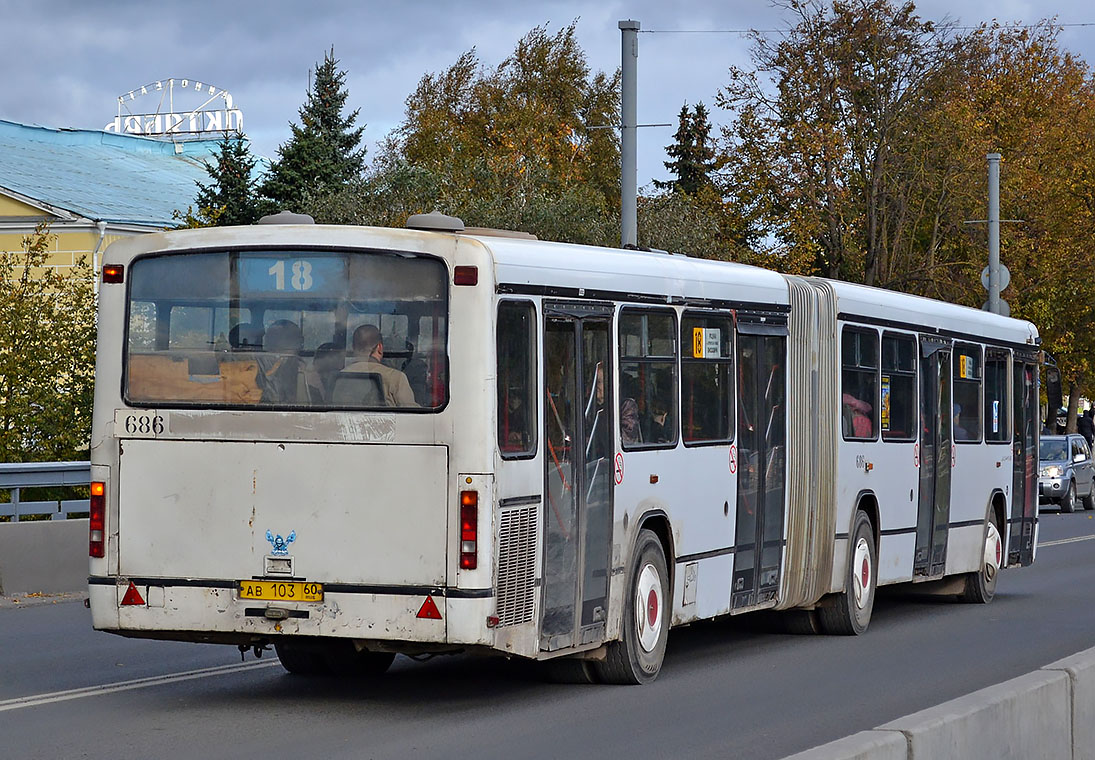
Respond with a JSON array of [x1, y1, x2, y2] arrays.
[[460, 491, 478, 570], [89, 481, 106, 558]]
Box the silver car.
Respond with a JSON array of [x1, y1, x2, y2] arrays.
[[1039, 434, 1095, 512]]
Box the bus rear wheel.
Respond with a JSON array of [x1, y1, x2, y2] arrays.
[[275, 639, 395, 677], [960, 514, 1002, 604], [818, 511, 876, 636], [594, 529, 669, 684]]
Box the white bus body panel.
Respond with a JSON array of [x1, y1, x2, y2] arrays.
[[117, 439, 447, 585]]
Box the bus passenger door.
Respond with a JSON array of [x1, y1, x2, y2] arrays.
[[915, 338, 951, 577], [541, 304, 614, 652], [1009, 360, 1037, 565], [732, 329, 787, 609]]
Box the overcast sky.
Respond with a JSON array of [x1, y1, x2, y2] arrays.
[[3, 1, 1092, 190]]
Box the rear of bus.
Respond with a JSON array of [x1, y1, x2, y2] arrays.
[[88, 219, 499, 668]]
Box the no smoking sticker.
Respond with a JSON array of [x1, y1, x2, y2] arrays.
[[729, 444, 737, 474]]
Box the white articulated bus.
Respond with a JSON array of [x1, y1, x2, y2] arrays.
[[88, 212, 1039, 684]]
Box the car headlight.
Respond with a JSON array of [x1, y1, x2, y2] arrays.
[[1041, 465, 1063, 478]]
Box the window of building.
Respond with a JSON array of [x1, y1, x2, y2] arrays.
[[881, 332, 916, 442], [680, 313, 734, 445], [842, 327, 878, 440], [619, 309, 678, 449], [953, 343, 982, 443], [497, 301, 537, 458]]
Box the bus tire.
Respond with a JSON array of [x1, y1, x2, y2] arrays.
[[960, 513, 1002, 604], [594, 529, 669, 685], [818, 511, 876, 636], [274, 640, 328, 675], [779, 609, 821, 635], [322, 641, 395, 677], [539, 657, 599, 684]]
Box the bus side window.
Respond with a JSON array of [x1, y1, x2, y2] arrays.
[[984, 349, 1010, 442], [841, 327, 879, 440], [881, 332, 916, 442], [619, 308, 678, 450], [953, 343, 982, 443], [497, 301, 537, 458]]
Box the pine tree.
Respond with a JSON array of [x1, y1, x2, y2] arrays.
[[262, 47, 366, 211], [193, 131, 264, 226], [656, 102, 717, 196]]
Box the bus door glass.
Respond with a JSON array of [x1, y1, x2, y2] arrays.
[[541, 302, 613, 651], [1010, 359, 1038, 565], [915, 337, 951, 577], [732, 323, 787, 609]]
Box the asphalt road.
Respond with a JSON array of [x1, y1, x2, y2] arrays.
[[2, 509, 1093, 760]]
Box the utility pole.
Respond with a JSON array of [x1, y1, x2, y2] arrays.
[[969, 153, 1016, 316], [619, 20, 639, 248], [986, 153, 1002, 315]]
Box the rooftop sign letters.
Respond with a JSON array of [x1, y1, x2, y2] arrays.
[[104, 79, 243, 138]]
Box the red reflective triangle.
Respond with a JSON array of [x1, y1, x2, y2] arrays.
[[416, 595, 442, 620], [120, 581, 145, 606]]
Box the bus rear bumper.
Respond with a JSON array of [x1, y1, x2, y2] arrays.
[[88, 579, 496, 649]]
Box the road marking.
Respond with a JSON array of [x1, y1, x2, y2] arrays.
[[0, 660, 280, 712], [1040, 534, 1095, 548]]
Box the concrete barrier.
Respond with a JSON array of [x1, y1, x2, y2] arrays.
[[785, 649, 1095, 760], [880, 669, 1070, 759], [0, 519, 88, 595], [780, 731, 906, 760], [1045, 648, 1095, 760]]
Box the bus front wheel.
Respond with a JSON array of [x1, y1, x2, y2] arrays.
[[818, 511, 876, 636], [595, 529, 669, 685]]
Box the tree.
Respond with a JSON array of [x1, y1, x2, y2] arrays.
[[717, 0, 963, 283], [656, 103, 718, 196], [262, 48, 366, 212], [192, 131, 266, 226], [0, 222, 96, 462], [371, 21, 620, 236]]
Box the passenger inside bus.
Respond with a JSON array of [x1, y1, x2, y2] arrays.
[[841, 392, 873, 438], [310, 342, 345, 402], [343, 324, 418, 407], [228, 322, 264, 351], [620, 375, 641, 444], [646, 395, 673, 443], [257, 319, 312, 404], [400, 340, 429, 405], [953, 403, 969, 440]]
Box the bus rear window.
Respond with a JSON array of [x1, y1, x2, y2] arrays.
[[124, 249, 448, 410]]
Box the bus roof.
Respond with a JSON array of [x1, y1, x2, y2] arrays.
[[465, 233, 791, 309], [818, 277, 1038, 345]]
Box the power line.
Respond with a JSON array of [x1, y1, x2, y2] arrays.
[[641, 22, 1095, 34]]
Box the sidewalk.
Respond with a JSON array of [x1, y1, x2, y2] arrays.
[[0, 591, 87, 610]]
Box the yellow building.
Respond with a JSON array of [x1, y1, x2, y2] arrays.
[[0, 119, 225, 277]]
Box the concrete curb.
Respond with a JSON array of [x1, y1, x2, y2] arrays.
[[785, 647, 1095, 759]]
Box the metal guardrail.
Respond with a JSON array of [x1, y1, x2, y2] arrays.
[[0, 461, 91, 521]]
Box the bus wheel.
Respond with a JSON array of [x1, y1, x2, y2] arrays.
[[322, 641, 395, 677], [274, 640, 328, 675], [539, 657, 598, 684], [594, 529, 669, 685], [818, 511, 876, 636], [960, 515, 1002, 604]]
